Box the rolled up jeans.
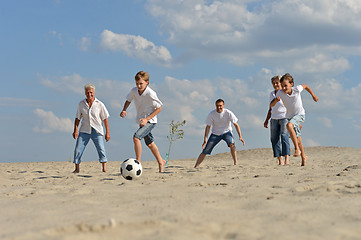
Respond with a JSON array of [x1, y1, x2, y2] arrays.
[[270, 118, 290, 158], [74, 128, 107, 164]]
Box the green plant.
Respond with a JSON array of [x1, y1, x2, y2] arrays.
[[166, 120, 186, 160]]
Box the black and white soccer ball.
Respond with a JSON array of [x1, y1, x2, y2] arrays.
[[120, 158, 142, 180]]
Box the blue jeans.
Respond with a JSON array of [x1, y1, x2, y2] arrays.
[[202, 131, 234, 155], [74, 128, 107, 164], [133, 123, 155, 146], [270, 119, 290, 157]]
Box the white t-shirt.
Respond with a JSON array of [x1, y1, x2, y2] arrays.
[[205, 109, 238, 135], [76, 98, 110, 135], [126, 86, 163, 123], [269, 90, 287, 119], [276, 85, 305, 119]]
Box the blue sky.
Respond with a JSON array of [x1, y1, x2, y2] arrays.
[[2, 0, 361, 163]]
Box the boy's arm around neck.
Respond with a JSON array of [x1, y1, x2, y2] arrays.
[[270, 97, 280, 108]]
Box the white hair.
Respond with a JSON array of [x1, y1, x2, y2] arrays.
[[84, 83, 95, 91], [271, 75, 281, 82]]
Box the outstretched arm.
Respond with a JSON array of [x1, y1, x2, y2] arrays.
[[302, 84, 319, 102], [233, 123, 245, 146]]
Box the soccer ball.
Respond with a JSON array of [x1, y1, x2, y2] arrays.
[[120, 158, 142, 180]]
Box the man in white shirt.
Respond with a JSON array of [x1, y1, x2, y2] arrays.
[[194, 99, 245, 168], [72, 84, 110, 173]]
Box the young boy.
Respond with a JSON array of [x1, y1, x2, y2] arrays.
[[194, 99, 245, 168], [270, 73, 319, 166], [120, 71, 167, 173]]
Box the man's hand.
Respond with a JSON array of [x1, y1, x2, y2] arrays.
[[72, 130, 78, 140], [120, 111, 127, 118], [105, 132, 110, 142], [264, 120, 269, 128]]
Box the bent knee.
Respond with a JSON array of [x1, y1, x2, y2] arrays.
[[229, 143, 235, 148]]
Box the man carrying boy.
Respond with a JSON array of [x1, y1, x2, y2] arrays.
[[194, 99, 245, 168]]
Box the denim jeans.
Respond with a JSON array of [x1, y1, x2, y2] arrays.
[[202, 131, 234, 155], [133, 123, 156, 146], [74, 128, 107, 164], [270, 119, 290, 157]]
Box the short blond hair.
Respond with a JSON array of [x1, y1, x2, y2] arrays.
[[84, 83, 95, 92], [135, 71, 149, 82], [280, 73, 294, 85]]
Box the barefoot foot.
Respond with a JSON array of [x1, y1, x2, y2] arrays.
[[301, 156, 308, 166], [294, 149, 301, 157], [158, 159, 167, 173], [102, 163, 107, 172], [73, 164, 80, 173]]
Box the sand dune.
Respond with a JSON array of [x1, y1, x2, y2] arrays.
[[1, 147, 361, 240]]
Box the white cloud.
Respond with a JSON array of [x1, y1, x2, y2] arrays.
[[145, 0, 361, 70], [242, 114, 264, 129], [160, 76, 215, 126], [38, 73, 134, 111], [79, 37, 91, 51], [312, 78, 342, 109], [33, 109, 73, 133], [39, 73, 85, 94], [156, 74, 265, 137], [293, 54, 350, 74], [100, 30, 172, 66], [343, 82, 361, 109], [271, 0, 361, 27]]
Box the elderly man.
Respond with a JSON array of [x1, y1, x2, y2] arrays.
[[72, 84, 110, 173]]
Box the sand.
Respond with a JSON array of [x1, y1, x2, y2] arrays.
[[1, 147, 361, 240]]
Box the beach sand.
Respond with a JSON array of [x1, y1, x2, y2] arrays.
[[1, 147, 361, 240]]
